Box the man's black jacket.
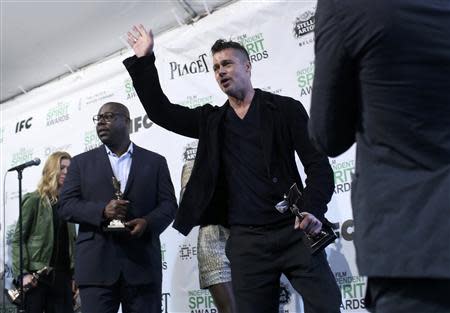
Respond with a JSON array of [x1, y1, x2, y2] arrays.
[[124, 54, 334, 236]]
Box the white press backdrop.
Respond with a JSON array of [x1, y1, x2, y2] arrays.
[[0, 1, 364, 312]]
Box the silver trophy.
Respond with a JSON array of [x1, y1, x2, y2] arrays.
[[6, 266, 52, 306], [275, 183, 337, 254], [103, 176, 129, 232]]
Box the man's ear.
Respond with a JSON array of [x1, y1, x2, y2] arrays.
[[246, 60, 252, 73], [126, 118, 132, 133]]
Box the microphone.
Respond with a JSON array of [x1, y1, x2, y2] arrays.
[[8, 158, 41, 172]]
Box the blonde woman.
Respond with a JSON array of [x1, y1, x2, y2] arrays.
[[11, 151, 76, 313]]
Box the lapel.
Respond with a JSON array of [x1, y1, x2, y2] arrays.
[[96, 145, 116, 194], [207, 102, 229, 173], [123, 143, 140, 196], [257, 89, 278, 176]]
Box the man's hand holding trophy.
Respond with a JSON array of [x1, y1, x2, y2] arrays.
[[275, 183, 337, 254], [103, 176, 130, 232]]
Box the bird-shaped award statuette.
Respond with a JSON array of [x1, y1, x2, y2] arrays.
[[104, 176, 128, 232]]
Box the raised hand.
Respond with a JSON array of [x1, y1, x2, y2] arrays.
[[127, 24, 154, 58]]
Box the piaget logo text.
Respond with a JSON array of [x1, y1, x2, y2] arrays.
[[169, 54, 210, 80], [296, 62, 314, 97], [47, 102, 70, 126], [236, 33, 269, 63]]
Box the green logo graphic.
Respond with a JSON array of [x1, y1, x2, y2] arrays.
[[84, 130, 102, 152], [188, 289, 217, 313], [124, 78, 137, 99], [10, 148, 34, 167], [331, 159, 355, 194], [236, 33, 269, 63], [297, 62, 314, 97], [46, 101, 70, 126], [180, 95, 213, 109], [335, 272, 367, 310]]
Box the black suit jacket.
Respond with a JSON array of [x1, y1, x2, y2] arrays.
[[59, 144, 177, 285], [309, 0, 450, 278], [124, 54, 334, 236]]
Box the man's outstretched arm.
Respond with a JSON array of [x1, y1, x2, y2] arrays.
[[123, 24, 203, 139]]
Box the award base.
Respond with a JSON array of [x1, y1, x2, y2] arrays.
[[304, 223, 337, 255], [5, 266, 52, 306], [103, 219, 129, 232], [5, 288, 21, 305]]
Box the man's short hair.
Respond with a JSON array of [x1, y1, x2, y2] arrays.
[[211, 39, 250, 62], [102, 102, 130, 119]]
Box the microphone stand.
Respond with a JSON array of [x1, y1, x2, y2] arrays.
[[16, 169, 25, 313], [6, 159, 40, 312]]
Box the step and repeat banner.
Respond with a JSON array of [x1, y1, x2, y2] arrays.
[[0, 1, 364, 312]]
